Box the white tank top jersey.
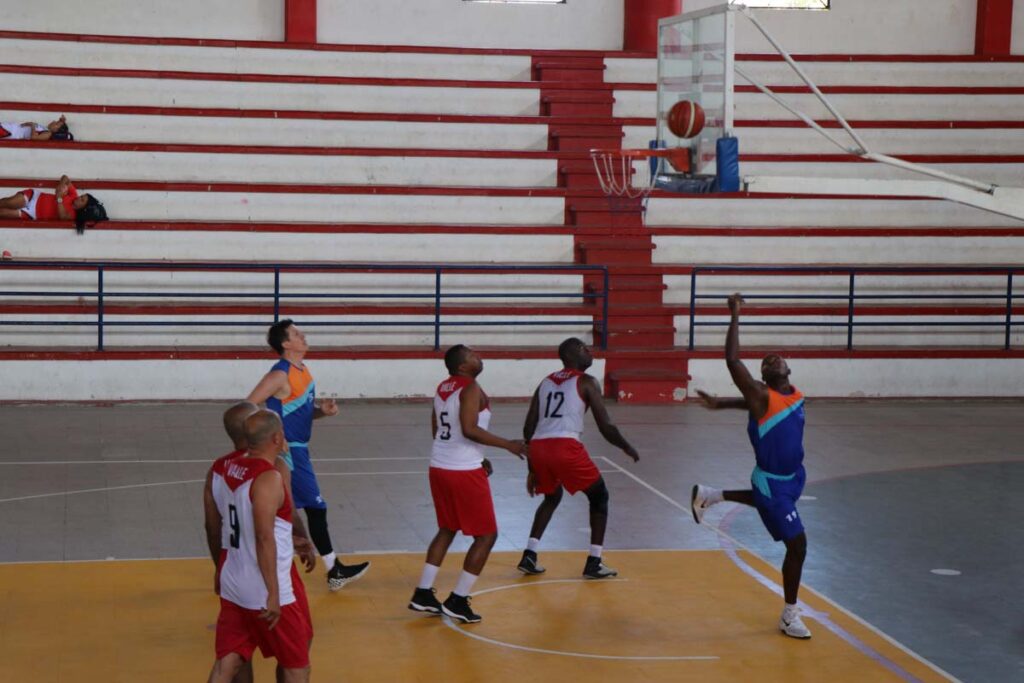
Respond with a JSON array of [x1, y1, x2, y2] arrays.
[[430, 376, 492, 471], [0, 122, 43, 140], [531, 369, 589, 441], [211, 455, 296, 610]]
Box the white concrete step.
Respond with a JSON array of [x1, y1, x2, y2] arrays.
[[0, 187, 567, 225], [0, 109, 549, 151], [615, 90, 1024, 121], [0, 38, 534, 81], [0, 225, 574, 262], [646, 196, 1024, 228], [607, 57, 1024, 87], [0, 147, 559, 188], [0, 72, 541, 116]]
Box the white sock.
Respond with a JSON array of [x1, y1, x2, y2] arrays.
[[526, 537, 540, 552], [453, 570, 479, 597], [783, 603, 799, 618], [708, 488, 725, 504], [322, 552, 337, 568], [589, 544, 603, 559], [418, 563, 440, 590]]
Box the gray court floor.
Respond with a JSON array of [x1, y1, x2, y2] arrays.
[[1, 399, 1021, 681]]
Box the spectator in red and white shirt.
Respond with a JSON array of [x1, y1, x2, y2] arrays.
[[0, 175, 107, 234], [0, 115, 73, 141]]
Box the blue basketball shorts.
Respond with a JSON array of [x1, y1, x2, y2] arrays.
[[751, 466, 806, 542]]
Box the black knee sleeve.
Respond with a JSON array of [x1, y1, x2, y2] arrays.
[[304, 507, 333, 556], [585, 479, 610, 515]]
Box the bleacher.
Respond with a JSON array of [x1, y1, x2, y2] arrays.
[[1, 31, 1022, 401]]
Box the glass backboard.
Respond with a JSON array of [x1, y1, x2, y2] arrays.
[[657, 4, 735, 175]]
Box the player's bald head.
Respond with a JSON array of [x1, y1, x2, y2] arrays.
[[243, 410, 284, 448], [223, 401, 258, 448]]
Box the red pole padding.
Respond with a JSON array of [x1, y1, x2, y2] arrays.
[[975, 0, 1013, 56], [285, 0, 317, 44], [623, 0, 682, 52]]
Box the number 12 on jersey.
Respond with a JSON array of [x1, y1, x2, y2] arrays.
[[544, 391, 564, 418]]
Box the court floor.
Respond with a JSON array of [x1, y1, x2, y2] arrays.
[[1, 399, 1021, 682]]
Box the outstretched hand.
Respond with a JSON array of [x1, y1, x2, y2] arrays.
[[727, 292, 744, 316], [695, 389, 718, 410]]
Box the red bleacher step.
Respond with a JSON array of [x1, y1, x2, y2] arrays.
[[549, 125, 623, 152], [585, 275, 665, 305], [608, 369, 690, 404], [532, 57, 606, 83], [540, 90, 614, 117], [596, 320, 676, 349], [576, 236, 654, 265], [566, 197, 645, 227]]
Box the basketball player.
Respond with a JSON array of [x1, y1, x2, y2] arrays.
[[690, 293, 811, 639], [204, 402, 317, 683], [247, 320, 371, 591], [516, 338, 639, 579], [407, 345, 527, 624], [208, 411, 314, 682]]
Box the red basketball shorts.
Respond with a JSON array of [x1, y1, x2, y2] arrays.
[[215, 592, 313, 669], [428, 466, 497, 536], [529, 438, 600, 495]]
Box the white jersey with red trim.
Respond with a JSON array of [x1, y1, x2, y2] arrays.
[[0, 122, 43, 140], [531, 369, 589, 441], [430, 376, 492, 471], [212, 454, 296, 610]]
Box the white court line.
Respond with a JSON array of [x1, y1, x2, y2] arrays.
[[443, 578, 718, 662], [598, 456, 962, 683]]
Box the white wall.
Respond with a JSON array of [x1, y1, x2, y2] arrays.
[[3, 0, 283, 41], [685, 0, 977, 54], [1013, 0, 1024, 54], [319, 0, 623, 49]]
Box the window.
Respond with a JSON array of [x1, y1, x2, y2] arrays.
[[739, 0, 829, 8]]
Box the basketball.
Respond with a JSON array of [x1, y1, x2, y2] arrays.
[[667, 100, 705, 139]]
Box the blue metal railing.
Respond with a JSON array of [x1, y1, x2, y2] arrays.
[[687, 265, 1024, 351], [0, 260, 610, 352]]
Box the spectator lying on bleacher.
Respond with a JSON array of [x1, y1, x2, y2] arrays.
[[0, 115, 73, 141], [0, 175, 107, 234]]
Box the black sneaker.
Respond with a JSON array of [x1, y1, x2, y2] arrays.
[[441, 593, 481, 624], [517, 549, 546, 575], [583, 555, 618, 580], [408, 587, 443, 615], [327, 559, 371, 591]]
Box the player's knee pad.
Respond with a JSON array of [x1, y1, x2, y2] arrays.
[[543, 488, 564, 507], [585, 479, 609, 515]]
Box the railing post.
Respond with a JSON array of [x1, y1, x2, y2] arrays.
[[688, 269, 697, 351], [434, 268, 442, 351], [1005, 271, 1014, 351], [601, 267, 610, 350], [273, 267, 281, 322], [846, 271, 855, 351], [97, 266, 105, 351]]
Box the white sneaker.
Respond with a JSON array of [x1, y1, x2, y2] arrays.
[[691, 484, 713, 524], [779, 609, 812, 639]]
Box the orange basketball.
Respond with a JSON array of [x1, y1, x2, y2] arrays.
[[667, 100, 705, 139]]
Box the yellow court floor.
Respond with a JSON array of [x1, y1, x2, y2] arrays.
[[0, 550, 951, 682]]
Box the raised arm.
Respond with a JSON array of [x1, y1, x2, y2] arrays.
[[246, 369, 288, 405], [725, 293, 768, 417], [581, 375, 639, 462], [252, 469, 285, 630], [694, 390, 750, 411], [459, 381, 526, 458]]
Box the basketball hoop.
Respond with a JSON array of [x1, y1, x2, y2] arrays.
[[590, 147, 691, 199]]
